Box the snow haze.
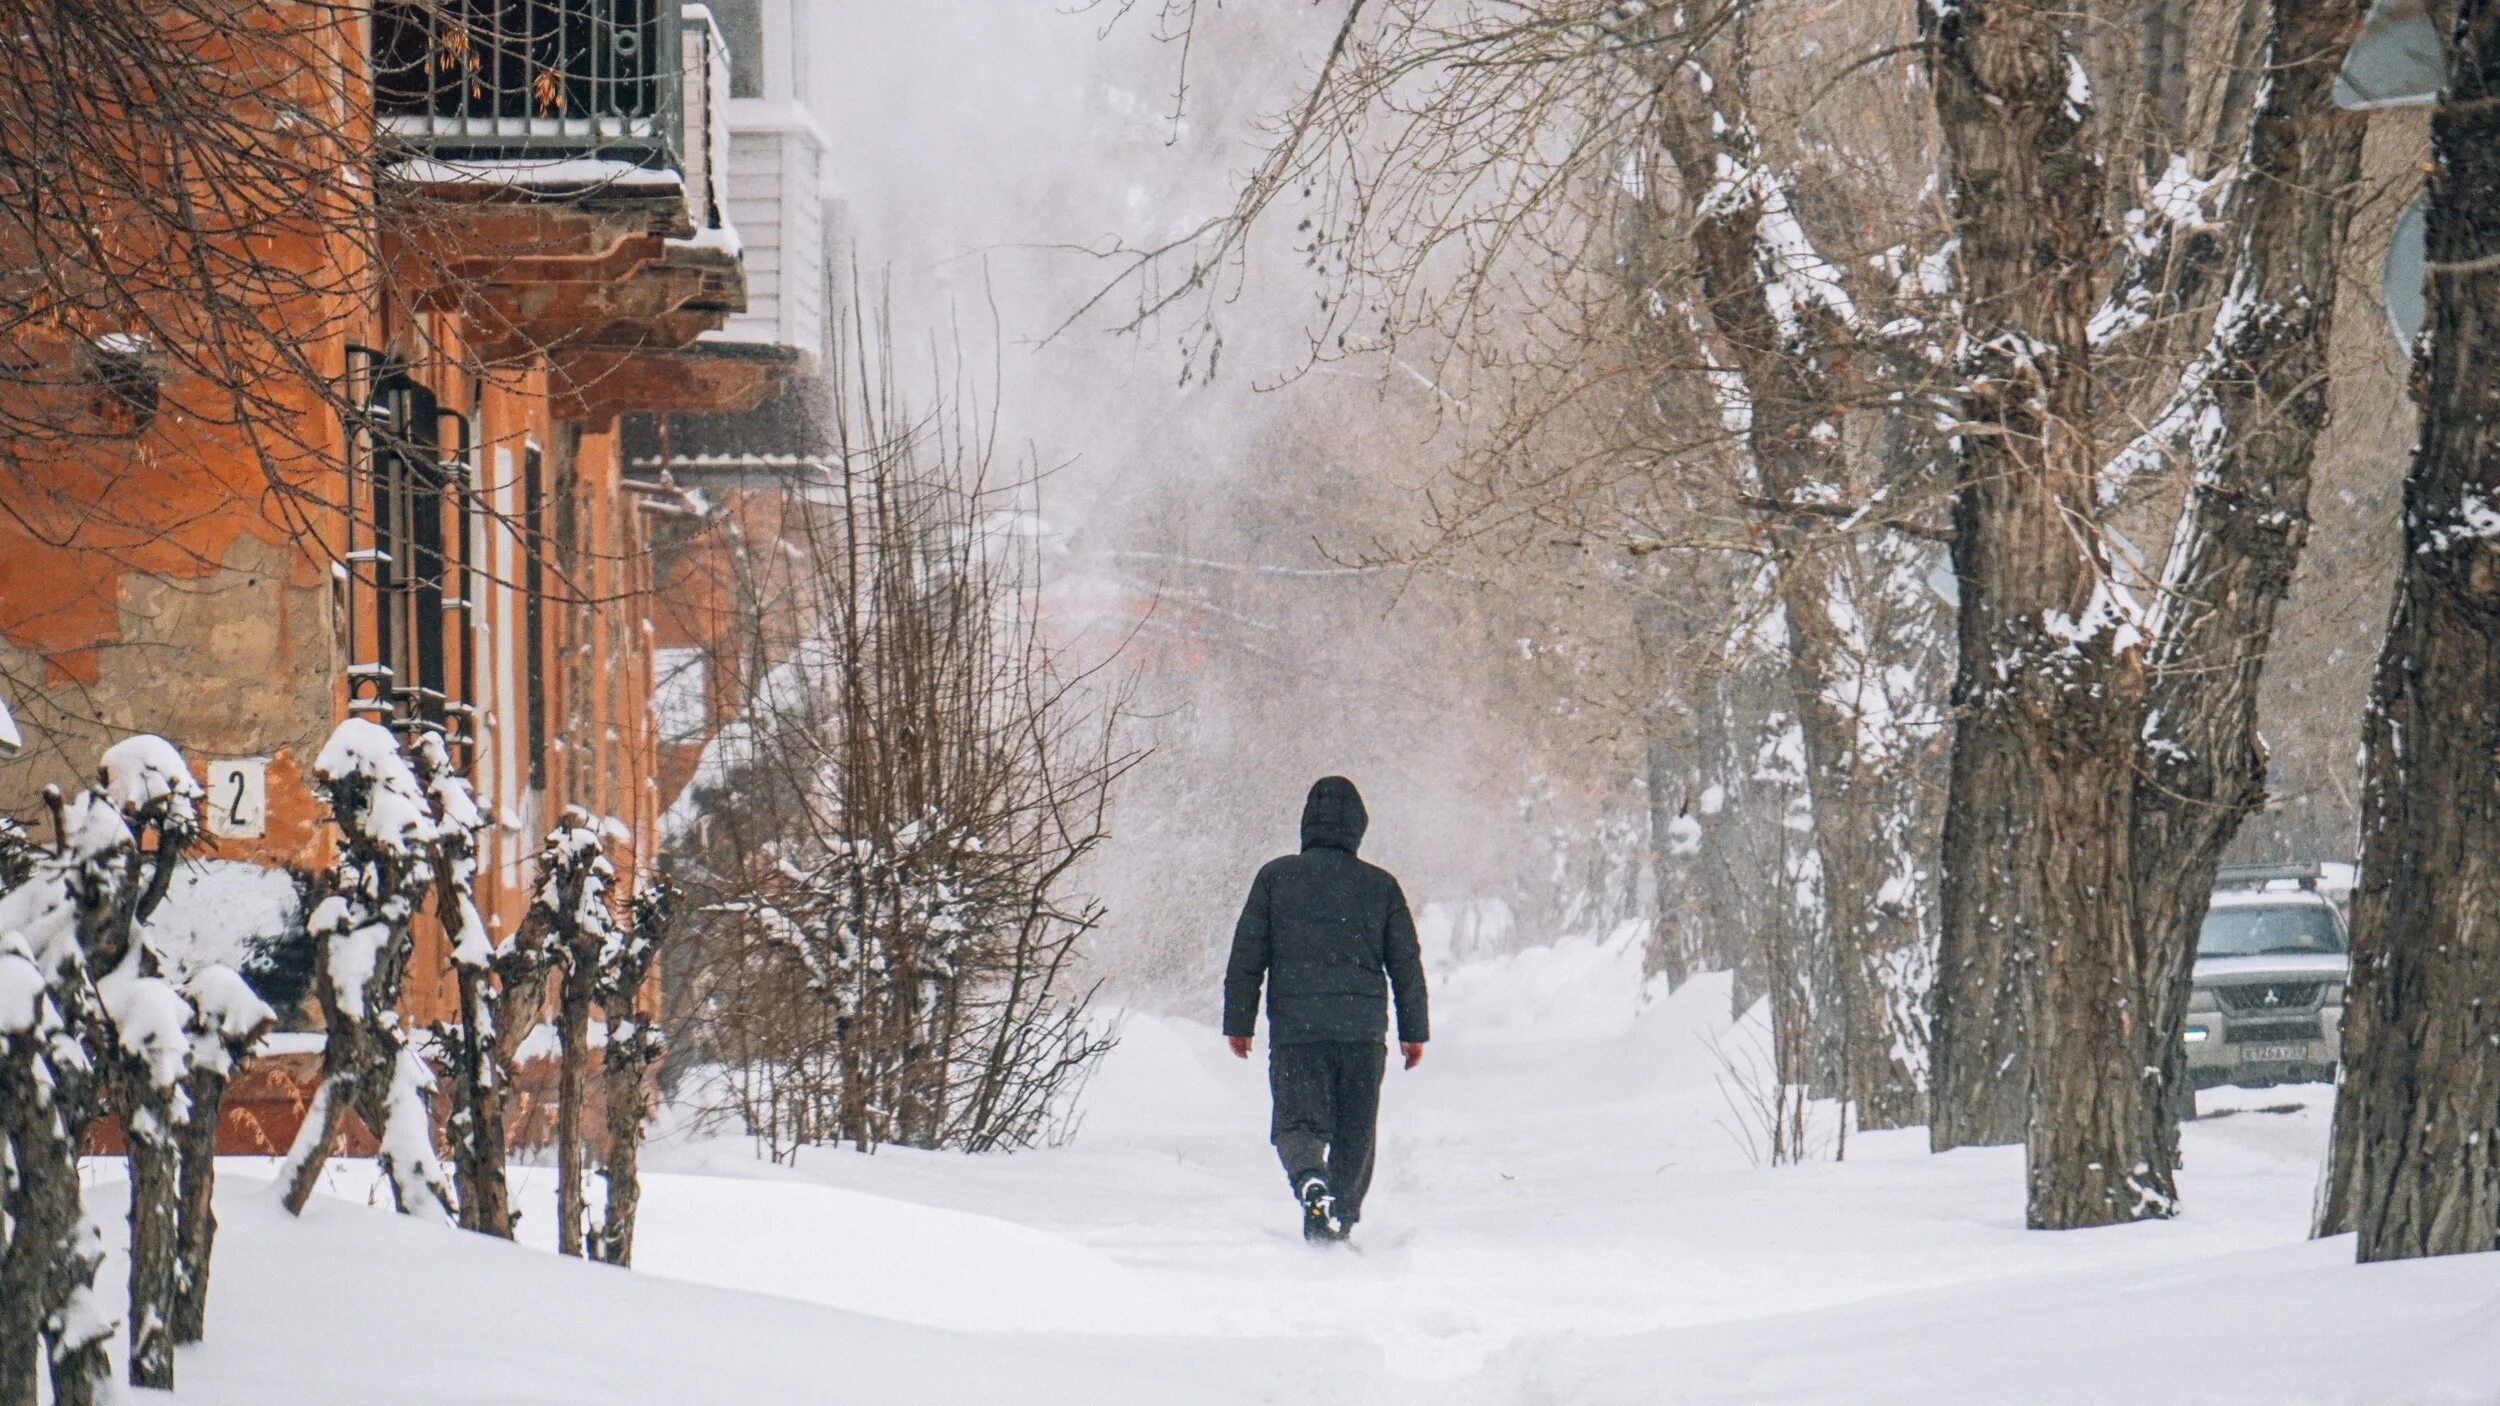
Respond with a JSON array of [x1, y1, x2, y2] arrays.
[[805, 3, 1588, 1004]]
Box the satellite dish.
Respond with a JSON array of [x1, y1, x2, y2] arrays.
[[2336, 0, 2443, 110], [2385, 192, 2428, 353]]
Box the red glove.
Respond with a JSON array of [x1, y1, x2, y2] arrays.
[[1401, 1042, 1424, 1070], [1227, 1036, 1253, 1059]]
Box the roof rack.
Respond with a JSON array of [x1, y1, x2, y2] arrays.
[[2215, 862, 2322, 891]]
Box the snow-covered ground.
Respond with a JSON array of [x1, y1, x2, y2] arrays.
[[94, 926, 2500, 1403]]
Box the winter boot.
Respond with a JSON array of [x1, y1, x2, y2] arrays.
[[1297, 1175, 1341, 1242]]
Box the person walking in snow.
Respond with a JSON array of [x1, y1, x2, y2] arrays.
[[1223, 776, 1430, 1243]]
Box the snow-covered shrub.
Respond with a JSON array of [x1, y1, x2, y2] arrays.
[[275, 719, 455, 1222], [0, 735, 271, 1394], [530, 809, 628, 1258], [591, 880, 672, 1266], [414, 732, 538, 1240], [664, 337, 1133, 1158]]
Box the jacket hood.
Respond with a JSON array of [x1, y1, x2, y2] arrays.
[[1299, 776, 1369, 854]]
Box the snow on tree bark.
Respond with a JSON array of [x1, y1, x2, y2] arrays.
[[2118, 0, 2365, 1199], [0, 935, 99, 1406], [2335, 0, 2500, 1263], [411, 733, 537, 1241], [1, 784, 144, 1400], [172, 965, 274, 1345], [521, 809, 625, 1259], [91, 736, 206, 1391], [278, 720, 455, 1222], [593, 883, 670, 1267], [1922, 0, 2175, 1226], [1644, 29, 1943, 1130]]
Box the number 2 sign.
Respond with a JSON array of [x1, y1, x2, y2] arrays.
[[204, 758, 269, 839]]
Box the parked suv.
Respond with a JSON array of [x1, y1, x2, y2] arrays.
[[2184, 867, 2349, 1094]]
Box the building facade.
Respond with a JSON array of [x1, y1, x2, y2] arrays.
[[0, 1, 808, 1149]]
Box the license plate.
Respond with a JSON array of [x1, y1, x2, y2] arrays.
[[2243, 1043, 2308, 1063]]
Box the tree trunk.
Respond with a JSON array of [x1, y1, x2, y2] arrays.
[[1640, 724, 1697, 988], [443, 912, 556, 1245], [278, 761, 455, 1224], [1, 1044, 83, 1405], [0, 1094, 110, 1406], [592, 887, 667, 1266], [2128, 0, 2365, 1188], [279, 1073, 346, 1216], [2, 957, 113, 1406], [556, 942, 596, 1259], [1925, 0, 2170, 1226], [593, 1040, 651, 1265], [1928, 669, 2033, 1150], [121, 1082, 180, 1390], [171, 1065, 228, 1344], [1839, 531, 1949, 1134], [279, 949, 454, 1222], [442, 963, 514, 1238], [2340, 0, 2500, 1262], [1653, 57, 1900, 1121], [1762, 739, 1822, 1091], [1636, 584, 1703, 989]]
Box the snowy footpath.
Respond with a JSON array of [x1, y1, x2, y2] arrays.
[[105, 928, 2500, 1404]]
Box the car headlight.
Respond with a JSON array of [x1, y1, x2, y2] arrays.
[[2188, 987, 2219, 1012], [2184, 1025, 2211, 1043]]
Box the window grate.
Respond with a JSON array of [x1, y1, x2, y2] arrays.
[[373, 0, 681, 167]]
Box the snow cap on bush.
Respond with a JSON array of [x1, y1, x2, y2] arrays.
[[99, 734, 201, 817], [183, 964, 276, 1072], [0, 935, 47, 1037], [315, 719, 437, 853]]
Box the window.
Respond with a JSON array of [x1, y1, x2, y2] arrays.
[[712, 0, 766, 99], [651, 647, 711, 744], [2197, 903, 2348, 958], [523, 444, 550, 791], [359, 374, 454, 731]]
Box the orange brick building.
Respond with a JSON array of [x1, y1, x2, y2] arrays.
[[1, 2, 808, 1148]]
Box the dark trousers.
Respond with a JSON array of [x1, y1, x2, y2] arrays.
[[1268, 1040, 1385, 1223]]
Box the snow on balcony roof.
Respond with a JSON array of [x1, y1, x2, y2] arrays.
[[681, 224, 744, 256], [628, 450, 819, 466], [382, 156, 688, 194]]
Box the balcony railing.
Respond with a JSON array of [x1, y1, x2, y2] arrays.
[[374, 0, 684, 169]]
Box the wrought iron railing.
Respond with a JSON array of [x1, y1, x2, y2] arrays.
[[373, 0, 685, 169], [341, 349, 481, 769]]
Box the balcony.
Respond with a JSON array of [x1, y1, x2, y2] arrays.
[[374, 0, 684, 171], [375, 3, 792, 421]]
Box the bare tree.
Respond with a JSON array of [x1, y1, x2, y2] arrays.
[[276, 720, 456, 1222], [1082, 0, 2372, 1217], [668, 314, 1137, 1157], [525, 810, 627, 1259], [0, 736, 260, 1398], [92, 741, 207, 1391], [2117, 0, 2367, 1189], [1918, 0, 2367, 1225], [171, 965, 275, 1346], [2327, 0, 2500, 1263], [0, 792, 129, 1406], [422, 733, 545, 1241], [1082, 0, 1958, 1135], [593, 883, 671, 1266]]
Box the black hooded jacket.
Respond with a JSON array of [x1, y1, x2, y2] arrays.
[[1223, 777, 1430, 1046]]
